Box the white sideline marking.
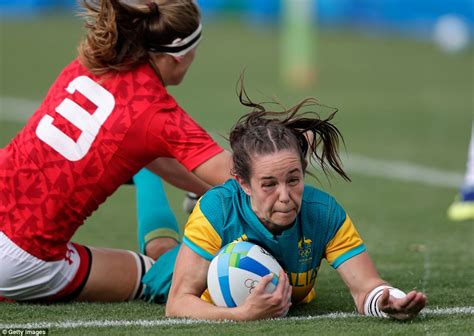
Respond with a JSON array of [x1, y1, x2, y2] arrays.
[[0, 96, 464, 189], [0, 307, 472, 330], [341, 154, 463, 189]]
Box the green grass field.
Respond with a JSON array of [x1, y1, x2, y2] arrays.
[[1, 13, 473, 335]]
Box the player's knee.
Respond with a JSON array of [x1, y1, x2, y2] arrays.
[[145, 238, 179, 260], [127, 251, 155, 301]]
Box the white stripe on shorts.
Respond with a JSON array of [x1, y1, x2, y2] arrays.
[[0, 231, 81, 301]]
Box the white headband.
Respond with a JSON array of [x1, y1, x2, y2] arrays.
[[147, 24, 202, 57]]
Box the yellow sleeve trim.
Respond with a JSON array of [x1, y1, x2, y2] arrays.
[[184, 199, 222, 258], [325, 215, 364, 264]]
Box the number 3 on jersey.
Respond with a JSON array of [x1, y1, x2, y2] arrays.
[[35, 76, 115, 161]]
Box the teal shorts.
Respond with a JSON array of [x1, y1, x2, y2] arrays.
[[142, 244, 180, 303]]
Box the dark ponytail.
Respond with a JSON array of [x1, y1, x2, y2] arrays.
[[229, 78, 350, 184]]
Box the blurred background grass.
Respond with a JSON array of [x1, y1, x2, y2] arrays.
[[1, 13, 472, 166]]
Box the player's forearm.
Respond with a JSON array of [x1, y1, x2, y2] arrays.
[[192, 150, 233, 186], [147, 158, 211, 194], [165, 294, 243, 320], [336, 252, 386, 314]]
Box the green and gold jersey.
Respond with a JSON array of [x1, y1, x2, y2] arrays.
[[184, 179, 366, 304]]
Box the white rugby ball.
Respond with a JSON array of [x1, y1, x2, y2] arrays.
[[207, 241, 283, 308]]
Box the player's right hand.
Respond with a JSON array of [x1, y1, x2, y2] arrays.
[[238, 270, 292, 320]]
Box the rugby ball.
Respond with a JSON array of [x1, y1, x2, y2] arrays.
[[207, 241, 283, 308]]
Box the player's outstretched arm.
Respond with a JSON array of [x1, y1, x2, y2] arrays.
[[166, 243, 242, 320], [192, 150, 233, 186], [165, 244, 291, 320], [336, 251, 426, 320], [147, 157, 211, 195]]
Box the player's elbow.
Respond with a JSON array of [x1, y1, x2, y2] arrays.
[[165, 300, 178, 317], [165, 293, 188, 318]]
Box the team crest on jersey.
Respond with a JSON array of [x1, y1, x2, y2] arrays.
[[298, 237, 312, 263]]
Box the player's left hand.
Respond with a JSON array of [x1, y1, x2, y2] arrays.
[[378, 288, 427, 320]]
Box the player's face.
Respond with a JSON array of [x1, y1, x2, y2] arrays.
[[238, 150, 304, 235]]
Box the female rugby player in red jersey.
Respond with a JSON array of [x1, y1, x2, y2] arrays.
[[0, 0, 232, 302]]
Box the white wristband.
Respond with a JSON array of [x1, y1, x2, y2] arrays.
[[363, 285, 406, 318]]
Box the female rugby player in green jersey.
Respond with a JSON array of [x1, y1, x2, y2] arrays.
[[143, 81, 427, 321]]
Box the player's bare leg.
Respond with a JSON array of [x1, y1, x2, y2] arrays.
[[146, 237, 179, 260], [77, 247, 153, 302]]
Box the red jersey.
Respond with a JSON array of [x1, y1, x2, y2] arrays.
[[0, 59, 223, 261]]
